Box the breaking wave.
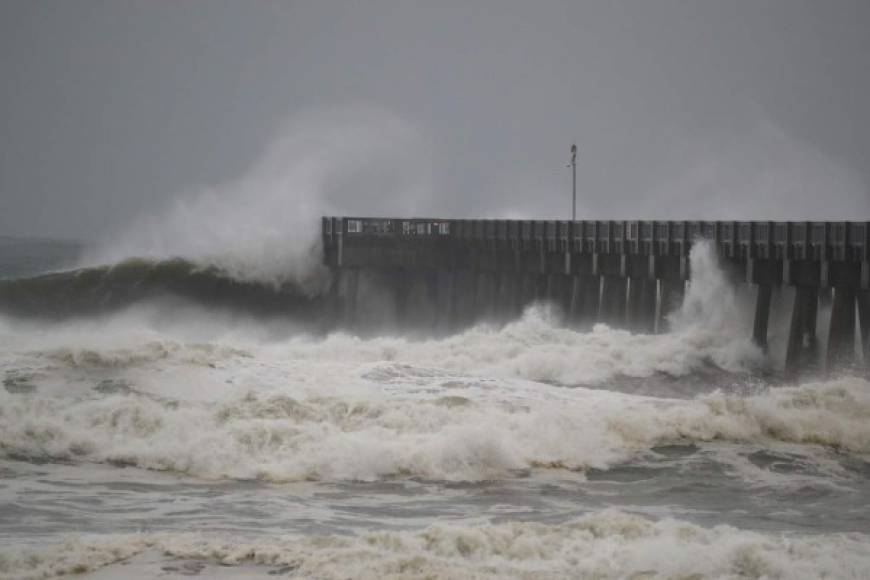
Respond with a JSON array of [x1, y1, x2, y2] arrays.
[[3, 510, 869, 579], [1, 241, 859, 483], [1, 374, 867, 482], [80, 107, 432, 288], [0, 107, 435, 323], [0, 258, 327, 320], [0, 242, 765, 385]]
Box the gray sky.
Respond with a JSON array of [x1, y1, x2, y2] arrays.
[[2, 0, 869, 242]]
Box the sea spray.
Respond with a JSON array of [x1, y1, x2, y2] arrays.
[[2, 368, 868, 482], [667, 240, 764, 371], [79, 107, 433, 289], [2, 240, 869, 579]]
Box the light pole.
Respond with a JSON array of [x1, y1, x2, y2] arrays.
[[570, 144, 577, 222]]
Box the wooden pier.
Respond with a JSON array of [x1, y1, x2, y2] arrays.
[[323, 218, 869, 374]]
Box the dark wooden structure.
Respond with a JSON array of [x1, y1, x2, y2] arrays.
[[323, 218, 870, 374]]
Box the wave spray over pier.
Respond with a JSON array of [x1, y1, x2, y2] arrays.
[[2, 217, 870, 578], [3, 1, 870, 577]]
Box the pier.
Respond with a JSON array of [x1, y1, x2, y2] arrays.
[[323, 218, 870, 374]]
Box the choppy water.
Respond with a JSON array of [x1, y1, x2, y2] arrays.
[[0, 240, 869, 579]]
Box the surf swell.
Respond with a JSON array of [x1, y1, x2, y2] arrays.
[[3, 510, 869, 580], [0, 258, 328, 320], [1, 374, 867, 482]]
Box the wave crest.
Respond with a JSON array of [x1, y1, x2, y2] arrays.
[[3, 510, 869, 579], [0, 257, 326, 319], [1, 377, 868, 482]]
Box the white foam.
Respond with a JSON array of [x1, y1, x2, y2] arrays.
[[3, 510, 869, 579], [2, 369, 868, 482], [79, 106, 432, 289], [0, 302, 761, 396], [2, 240, 764, 391], [2, 241, 865, 482]]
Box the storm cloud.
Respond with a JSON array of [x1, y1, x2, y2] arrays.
[[1, 0, 868, 242]]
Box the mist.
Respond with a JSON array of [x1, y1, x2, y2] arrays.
[[3, 5, 870, 577], [80, 106, 432, 287], [1, 0, 869, 246]]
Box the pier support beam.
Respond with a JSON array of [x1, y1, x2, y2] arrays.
[[342, 268, 360, 328], [752, 285, 773, 350], [520, 273, 539, 311], [328, 268, 343, 328], [534, 274, 549, 302], [492, 272, 514, 320], [548, 273, 574, 321], [827, 287, 857, 369], [785, 287, 819, 377], [391, 269, 413, 327], [396, 270, 440, 329], [509, 272, 525, 316], [819, 287, 833, 308], [627, 277, 656, 333], [450, 269, 476, 329], [421, 270, 440, 328], [473, 271, 498, 320], [583, 276, 602, 324], [599, 276, 627, 327], [568, 275, 600, 325], [435, 270, 454, 334], [658, 279, 685, 333], [565, 276, 579, 326]]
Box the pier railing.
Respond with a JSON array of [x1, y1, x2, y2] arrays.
[[323, 218, 868, 262]]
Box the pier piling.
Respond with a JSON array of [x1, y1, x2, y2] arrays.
[[827, 286, 857, 369], [752, 285, 773, 349], [785, 286, 819, 376]]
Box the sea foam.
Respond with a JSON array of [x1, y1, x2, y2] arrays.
[[1, 375, 867, 482], [3, 510, 869, 579], [1, 242, 864, 482]]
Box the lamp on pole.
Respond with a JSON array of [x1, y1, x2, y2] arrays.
[[569, 144, 577, 222]]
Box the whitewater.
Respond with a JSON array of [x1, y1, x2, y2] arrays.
[[0, 110, 867, 578], [0, 238, 868, 579]]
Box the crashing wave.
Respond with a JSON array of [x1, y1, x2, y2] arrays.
[[2, 510, 869, 579], [1, 376, 867, 482], [0, 258, 328, 320]]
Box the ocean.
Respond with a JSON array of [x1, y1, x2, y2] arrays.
[[0, 236, 868, 579]]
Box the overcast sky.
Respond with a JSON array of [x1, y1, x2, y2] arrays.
[[1, 0, 869, 241]]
